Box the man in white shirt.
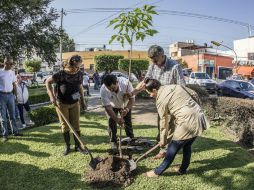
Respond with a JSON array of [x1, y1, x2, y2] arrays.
[[82, 72, 90, 96], [0, 56, 23, 142], [100, 74, 135, 150]]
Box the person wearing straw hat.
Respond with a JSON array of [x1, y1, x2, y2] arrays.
[[46, 55, 87, 156]]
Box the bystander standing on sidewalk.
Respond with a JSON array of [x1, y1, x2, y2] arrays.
[[0, 56, 23, 142], [93, 70, 100, 90], [16, 74, 34, 128], [82, 72, 90, 96]]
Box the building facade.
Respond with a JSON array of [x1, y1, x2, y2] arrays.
[[169, 42, 234, 79], [62, 50, 148, 71], [234, 37, 254, 78]]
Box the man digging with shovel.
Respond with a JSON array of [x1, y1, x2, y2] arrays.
[[100, 74, 135, 151], [132, 78, 209, 177]]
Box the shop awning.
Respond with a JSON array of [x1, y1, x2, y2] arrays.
[[236, 66, 254, 76]]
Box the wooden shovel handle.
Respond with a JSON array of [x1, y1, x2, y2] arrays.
[[135, 143, 160, 163]]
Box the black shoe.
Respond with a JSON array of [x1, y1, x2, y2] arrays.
[[75, 146, 88, 154], [13, 133, 23, 136], [63, 132, 71, 156], [63, 146, 71, 156], [2, 137, 8, 143]]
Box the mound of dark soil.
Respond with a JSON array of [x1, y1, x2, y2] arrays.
[[83, 156, 133, 188]]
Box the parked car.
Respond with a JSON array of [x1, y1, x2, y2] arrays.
[[249, 78, 254, 85], [217, 80, 254, 100], [36, 72, 51, 84], [99, 71, 138, 82], [227, 74, 244, 80], [188, 72, 217, 94]]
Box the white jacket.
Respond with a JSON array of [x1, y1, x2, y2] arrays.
[[16, 82, 29, 104]]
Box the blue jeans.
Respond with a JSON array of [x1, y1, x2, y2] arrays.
[[0, 93, 19, 137], [154, 137, 197, 175]]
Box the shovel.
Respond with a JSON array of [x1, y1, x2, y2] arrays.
[[55, 106, 102, 170], [129, 143, 160, 171]]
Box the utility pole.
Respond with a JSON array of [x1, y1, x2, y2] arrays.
[[59, 8, 64, 65], [248, 24, 252, 37]]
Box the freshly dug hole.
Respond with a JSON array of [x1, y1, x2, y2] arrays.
[[83, 156, 133, 188]]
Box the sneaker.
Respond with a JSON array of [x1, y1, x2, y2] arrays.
[[2, 137, 8, 143], [28, 120, 35, 126], [22, 124, 27, 128], [111, 142, 117, 150], [13, 133, 23, 136]]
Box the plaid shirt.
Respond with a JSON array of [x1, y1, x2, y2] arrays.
[[145, 57, 185, 86]]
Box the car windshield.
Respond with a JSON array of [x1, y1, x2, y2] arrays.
[[195, 73, 210, 79], [239, 82, 254, 91]]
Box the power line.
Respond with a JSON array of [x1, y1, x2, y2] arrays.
[[65, 8, 254, 30], [71, 0, 148, 37], [70, 0, 165, 37]]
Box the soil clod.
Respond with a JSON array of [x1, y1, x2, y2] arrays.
[[84, 156, 133, 188]]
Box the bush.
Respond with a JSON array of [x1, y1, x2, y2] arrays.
[[29, 93, 50, 105], [94, 54, 124, 71], [24, 59, 41, 73], [118, 59, 149, 78], [28, 85, 45, 89], [216, 97, 254, 147], [29, 105, 58, 126]]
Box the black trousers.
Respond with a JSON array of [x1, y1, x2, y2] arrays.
[[17, 102, 31, 124], [108, 108, 134, 143]]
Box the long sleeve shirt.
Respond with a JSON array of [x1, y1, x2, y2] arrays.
[[156, 85, 209, 145]]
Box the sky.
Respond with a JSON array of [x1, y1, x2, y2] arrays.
[[51, 0, 254, 53]]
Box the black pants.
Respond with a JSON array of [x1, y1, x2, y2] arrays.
[[17, 102, 31, 124], [108, 108, 134, 143], [83, 85, 90, 96]]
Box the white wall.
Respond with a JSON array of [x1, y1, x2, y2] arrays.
[[234, 37, 254, 61]]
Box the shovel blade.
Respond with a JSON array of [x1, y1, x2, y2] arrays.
[[128, 159, 137, 172], [89, 157, 102, 170]]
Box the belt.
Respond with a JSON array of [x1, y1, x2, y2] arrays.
[[0, 91, 13, 94]]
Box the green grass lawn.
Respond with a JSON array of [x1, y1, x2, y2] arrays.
[[1, 113, 254, 190], [28, 87, 47, 96]]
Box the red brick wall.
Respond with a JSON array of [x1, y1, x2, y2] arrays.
[[181, 54, 233, 74]]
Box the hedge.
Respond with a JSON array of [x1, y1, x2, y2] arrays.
[[94, 54, 124, 71], [118, 59, 149, 78], [204, 97, 254, 147], [29, 105, 58, 126], [29, 93, 50, 105]]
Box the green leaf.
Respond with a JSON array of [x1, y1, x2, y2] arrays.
[[148, 10, 158, 15], [114, 24, 122, 30], [124, 34, 131, 45], [107, 18, 119, 27], [109, 35, 118, 44], [147, 5, 156, 11]]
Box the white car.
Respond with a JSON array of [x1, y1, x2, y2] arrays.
[[188, 72, 217, 94]]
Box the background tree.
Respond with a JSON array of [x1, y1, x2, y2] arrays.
[[176, 58, 188, 68], [0, 0, 60, 65], [118, 59, 149, 78], [56, 30, 76, 53], [94, 55, 124, 71], [24, 59, 42, 73], [108, 5, 158, 78]]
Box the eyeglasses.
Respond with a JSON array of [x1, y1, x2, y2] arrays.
[[70, 56, 82, 63]]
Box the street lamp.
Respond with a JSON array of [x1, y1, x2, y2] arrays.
[[211, 41, 238, 66]]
